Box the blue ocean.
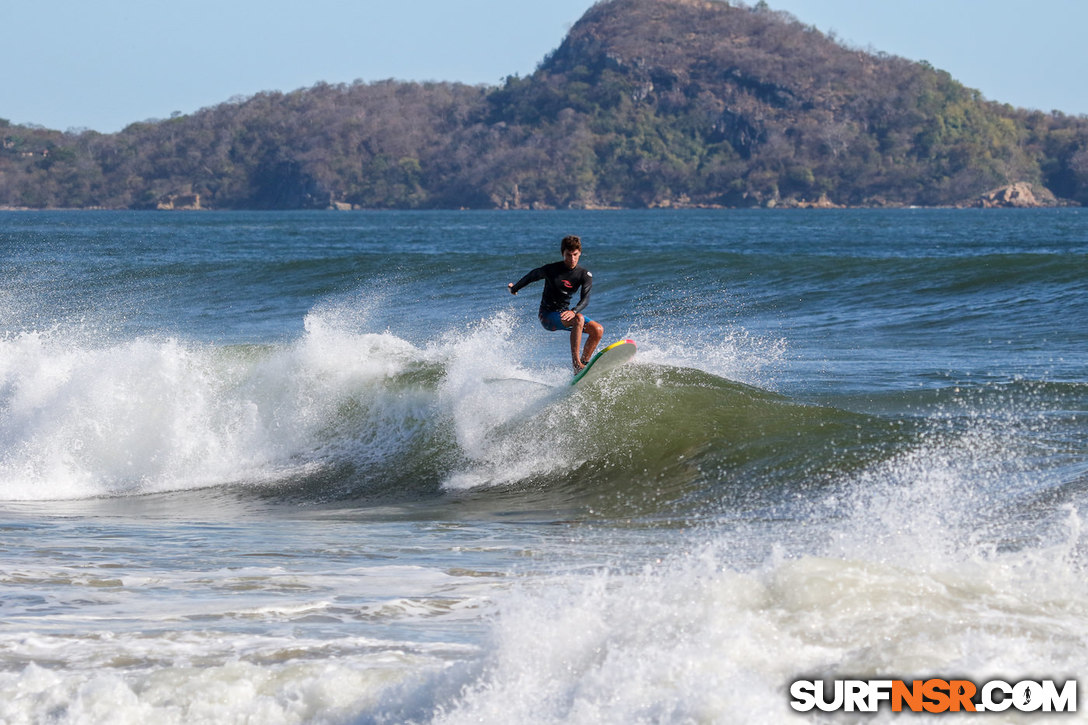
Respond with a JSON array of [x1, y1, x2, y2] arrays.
[[1, 209, 1086, 723]]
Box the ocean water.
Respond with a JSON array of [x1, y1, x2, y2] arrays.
[[0, 209, 1086, 723]]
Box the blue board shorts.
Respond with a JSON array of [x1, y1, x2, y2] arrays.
[[539, 309, 593, 332]]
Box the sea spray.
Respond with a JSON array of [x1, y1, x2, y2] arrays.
[[419, 465, 1088, 725], [0, 314, 432, 500], [2, 210, 1086, 724]]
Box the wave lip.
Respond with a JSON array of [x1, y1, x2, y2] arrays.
[[0, 306, 795, 508], [5, 305, 1081, 526], [0, 311, 428, 502]]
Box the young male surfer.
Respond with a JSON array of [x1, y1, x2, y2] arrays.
[[508, 235, 604, 373]]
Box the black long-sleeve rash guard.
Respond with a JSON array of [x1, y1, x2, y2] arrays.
[[512, 261, 593, 315]]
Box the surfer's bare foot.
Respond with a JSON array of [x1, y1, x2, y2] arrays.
[[572, 359, 584, 373]]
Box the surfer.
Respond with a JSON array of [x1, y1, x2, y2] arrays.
[[508, 235, 604, 373]]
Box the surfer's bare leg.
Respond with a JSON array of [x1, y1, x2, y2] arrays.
[[582, 320, 603, 364], [570, 313, 585, 371]]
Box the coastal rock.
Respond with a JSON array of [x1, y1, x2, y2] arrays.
[[156, 193, 201, 210], [797, 194, 841, 209], [969, 182, 1057, 208], [773, 193, 842, 209]]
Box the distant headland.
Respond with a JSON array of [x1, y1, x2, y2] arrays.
[[2, 0, 1086, 210]]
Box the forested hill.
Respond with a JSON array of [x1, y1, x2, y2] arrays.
[[3, 0, 1087, 210]]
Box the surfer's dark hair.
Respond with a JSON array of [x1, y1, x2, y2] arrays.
[[560, 235, 581, 252]]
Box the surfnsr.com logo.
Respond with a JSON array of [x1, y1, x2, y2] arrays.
[[790, 679, 1077, 714]]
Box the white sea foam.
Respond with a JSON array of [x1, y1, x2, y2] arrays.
[[0, 289, 785, 500], [408, 420, 1088, 724], [434, 312, 579, 491], [0, 640, 457, 725], [0, 547, 490, 725], [2, 366, 1085, 724], [0, 311, 424, 501], [5, 506, 1084, 725], [419, 542, 1086, 724], [436, 309, 789, 492], [5, 296, 1082, 723], [630, 323, 787, 390]]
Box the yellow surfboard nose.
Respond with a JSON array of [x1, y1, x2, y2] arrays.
[[571, 339, 637, 386]]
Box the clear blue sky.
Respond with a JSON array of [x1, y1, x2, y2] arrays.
[[4, 0, 1086, 133]]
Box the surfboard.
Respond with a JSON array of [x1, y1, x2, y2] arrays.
[[571, 339, 637, 387]]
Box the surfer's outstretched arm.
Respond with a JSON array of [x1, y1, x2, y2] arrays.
[[509, 267, 545, 295]]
